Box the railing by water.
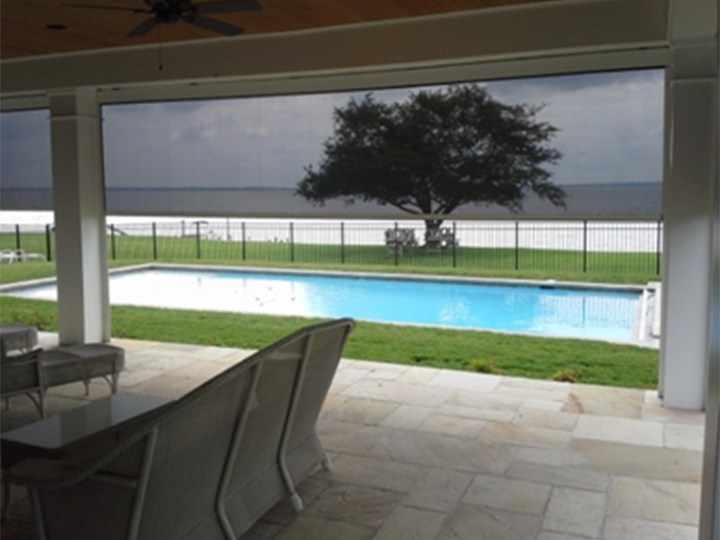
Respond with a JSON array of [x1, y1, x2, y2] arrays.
[[0, 218, 663, 278]]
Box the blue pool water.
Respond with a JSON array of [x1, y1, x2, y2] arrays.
[[10, 268, 641, 341]]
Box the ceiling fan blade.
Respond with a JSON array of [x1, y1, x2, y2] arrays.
[[187, 14, 243, 36], [64, 3, 150, 13], [195, 0, 260, 15], [127, 17, 160, 37]]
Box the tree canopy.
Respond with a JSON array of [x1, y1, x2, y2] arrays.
[[296, 84, 565, 231]]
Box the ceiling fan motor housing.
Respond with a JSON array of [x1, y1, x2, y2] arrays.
[[147, 0, 198, 23]]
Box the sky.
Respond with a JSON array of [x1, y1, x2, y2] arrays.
[[1, 67, 664, 196], [100, 68, 664, 190]]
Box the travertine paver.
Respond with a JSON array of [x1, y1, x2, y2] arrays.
[[397, 365, 442, 385], [665, 422, 706, 451], [568, 439, 702, 482], [369, 428, 512, 474], [463, 474, 552, 515], [481, 421, 574, 450], [272, 514, 374, 540], [512, 408, 579, 431], [563, 385, 644, 418], [437, 401, 516, 422], [0, 334, 706, 540], [314, 454, 426, 492], [379, 403, 434, 429], [403, 468, 474, 512], [415, 412, 486, 438], [505, 462, 611, 492], [322, 396, 398, 425], [603, 516, 698, 540], [341, 378, 452, 407], [542, 487, 606, 537], [437, 505, 542, 540], [573, 414, 664, 447], [446, 386, 525, 411], [537, 532, 595, 540], [305, 484, 401, 528], [608, 476, 701, 525], [370, 506, 446, 540]]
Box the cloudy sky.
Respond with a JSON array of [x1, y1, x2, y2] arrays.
[[1, 68, 664, 195]]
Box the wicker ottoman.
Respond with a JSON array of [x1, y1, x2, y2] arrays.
[[42, 343, 125, 396]]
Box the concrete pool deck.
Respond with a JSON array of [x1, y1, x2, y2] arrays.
[[1, 331, 703, 540]]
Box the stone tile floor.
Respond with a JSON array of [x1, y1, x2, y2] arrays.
[[1, 333, 706, 540]]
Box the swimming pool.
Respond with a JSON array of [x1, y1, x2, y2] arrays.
[[6, 266, 642, 341]]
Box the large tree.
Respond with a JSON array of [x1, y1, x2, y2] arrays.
[[296, 84, 565, 235]]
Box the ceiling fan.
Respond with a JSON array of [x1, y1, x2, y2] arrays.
[[65, 0, 261, 37]]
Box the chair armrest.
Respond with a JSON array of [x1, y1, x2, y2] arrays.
[[1, 348, 43, 366], [1, 349, 44, 394]]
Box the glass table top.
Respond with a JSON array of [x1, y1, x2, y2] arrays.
[[2, 393, 171, 451]]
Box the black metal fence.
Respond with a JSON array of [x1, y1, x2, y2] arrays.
[[0, 219, 663, 277]]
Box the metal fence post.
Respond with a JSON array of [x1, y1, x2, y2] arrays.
[[110, 224, 117, 260], [289, 222, 295, 262], [656, 218, 663, 275], [45, 224, 53, 262], [452, 221, 457, 268], [514, 221, 520, 270], [242, 222, 247, 261], [394, 222, 399, 266], [340, 222, 345, 264], [152, 222, 158, 260], [582, 220, 588, 273], [14, 224, 21, 251], [195, 222, 201, 259]]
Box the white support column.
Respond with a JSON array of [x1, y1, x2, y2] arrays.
[[659, 0, 718, 411], [49, 89, 110, 345], [699, 3, 720, 538], [660, 73, 716, 410]]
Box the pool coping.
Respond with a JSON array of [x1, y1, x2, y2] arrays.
[[121, 262, 648, 293], [0, 262, 648, 295]]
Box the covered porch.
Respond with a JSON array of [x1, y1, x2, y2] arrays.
[[1, 333, 704, 540], [1, 0, 717, 536]]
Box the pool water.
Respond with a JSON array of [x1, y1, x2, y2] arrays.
[[11, 268, 641, 341]]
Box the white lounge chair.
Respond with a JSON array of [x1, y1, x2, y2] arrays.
[[0, 250, 17, 263], [12, 249, 46, 262]]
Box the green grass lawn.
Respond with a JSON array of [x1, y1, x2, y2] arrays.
[[0, 260, 659, 389]]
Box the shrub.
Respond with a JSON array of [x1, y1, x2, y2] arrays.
[[469, 359, 502, 375], [550, 368, 581, 383]]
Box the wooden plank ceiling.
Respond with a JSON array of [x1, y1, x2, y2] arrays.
[[1, 0, 555, 60]]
